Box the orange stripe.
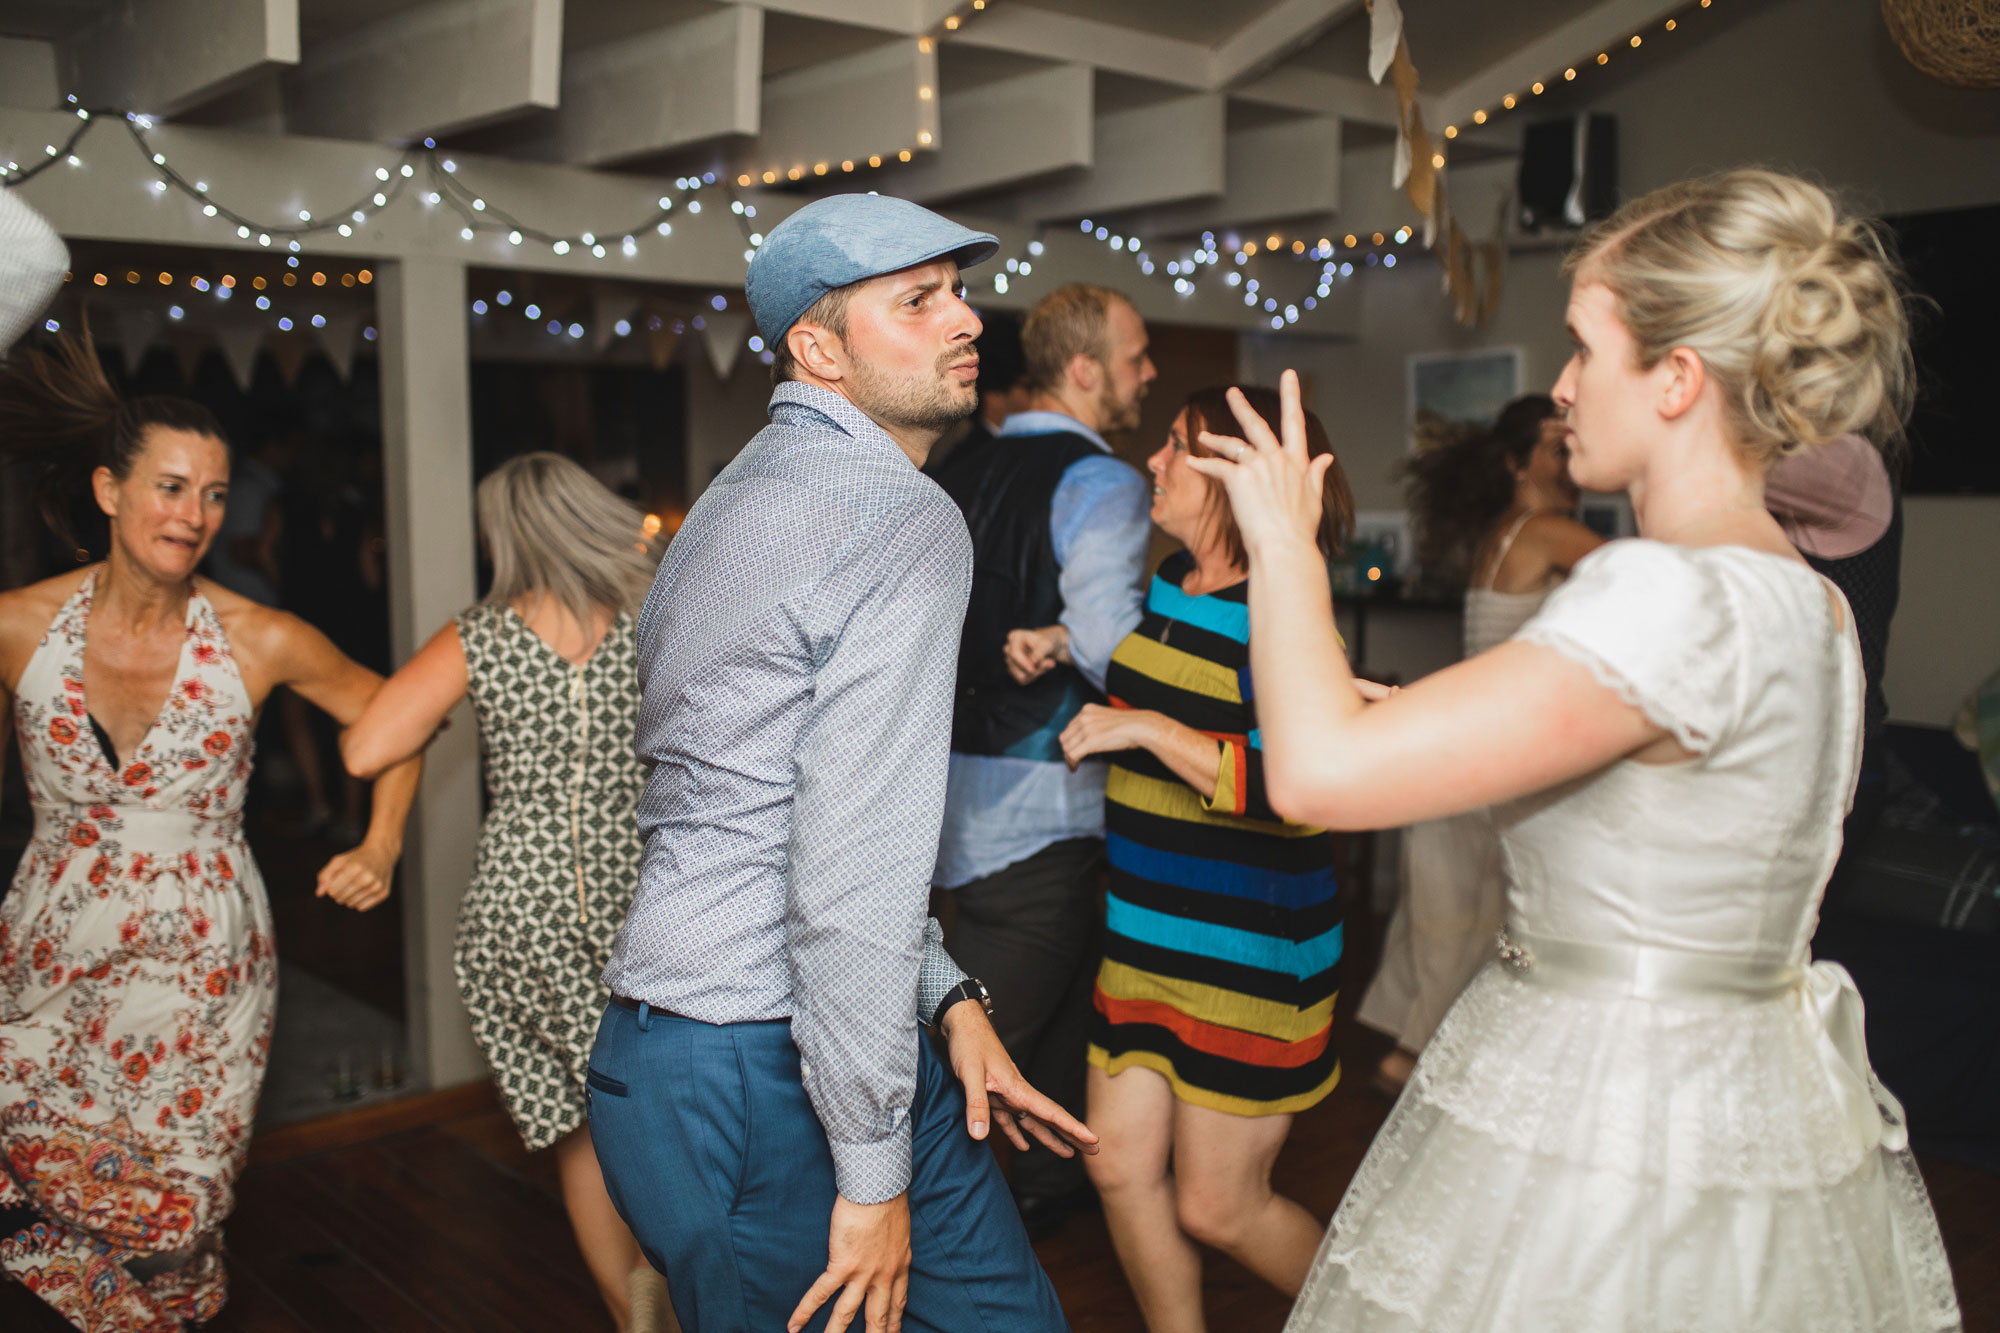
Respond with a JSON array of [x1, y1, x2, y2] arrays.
[[1094, 986, 1329, 1068]]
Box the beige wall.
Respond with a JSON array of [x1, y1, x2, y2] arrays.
[[1246, 0, 2000, 722]]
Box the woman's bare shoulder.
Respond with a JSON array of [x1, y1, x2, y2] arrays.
[[0, 567, 93, 688]]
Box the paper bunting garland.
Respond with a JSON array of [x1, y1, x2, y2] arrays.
[[1367, 0, 1506, 328]]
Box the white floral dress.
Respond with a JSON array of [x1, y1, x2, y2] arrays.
[[0, 571, 274, 1332]]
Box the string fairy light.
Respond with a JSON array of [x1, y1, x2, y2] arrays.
[[1438, 0, 1718, 144]]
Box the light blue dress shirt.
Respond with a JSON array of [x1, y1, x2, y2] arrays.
[[606, 383, 970, 1205], [932, 410, 1151, 889]]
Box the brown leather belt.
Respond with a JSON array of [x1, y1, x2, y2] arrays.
[[609, 993, 686, 1019]]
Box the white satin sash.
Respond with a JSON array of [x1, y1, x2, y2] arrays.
[[1497, 924, 1909, 1152]]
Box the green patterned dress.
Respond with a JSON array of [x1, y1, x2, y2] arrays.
[[455, 603, 644, 1150]]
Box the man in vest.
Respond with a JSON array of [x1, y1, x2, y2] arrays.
[[928, 283, 1155, 1238]]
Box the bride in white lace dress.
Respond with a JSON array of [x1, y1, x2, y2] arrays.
[[1187, 170, 1961, 1332]]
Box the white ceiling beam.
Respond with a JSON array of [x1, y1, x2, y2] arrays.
[[541, 6, 763, 166], [1007, 93, 1226, 223], [740, 38, 937, 183], [1435, 0, 1690, 129], [1211, 0, 1366, 89], [750, 0, 924, 31], [949, 8, 1209, 88], [287, 0, 561, 145], [0, 38, 59, 111], [59, 0, 299, 118], [1121, 116, 1342, 239], [895, 63, 1093, 204], [1231, 66, 1414, 128]]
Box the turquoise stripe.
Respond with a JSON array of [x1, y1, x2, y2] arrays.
[[1248, 728, 1261, 750], [1106, 892, 1342, 980], [1106, 833, 1333, 908], [1148, 576, 1250, 644]]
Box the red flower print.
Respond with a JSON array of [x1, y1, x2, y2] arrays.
[[204, 970, 229, 997], [88, 805, 113, 820], [121, 761, 152, 786], [48, 717, 78, 745], [31, 940, 52, 971], [69, 823, 99, 848], [183, 680, 204, 700], [193, 644, 218, 665], [88, 857, 111, 886], [176, 1088, 203, 1116], [120, 920, 140, 943], [182, 758, 207, 771], [203, 730, 231, 756], [216, 852, 235, 881], [123, 1053, 150, 1082], [192, 917, 211, 939], [110, 1039, 124, 1059]]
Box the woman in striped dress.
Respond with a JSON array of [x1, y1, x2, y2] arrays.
[[1018, 385, 1367, 1332]]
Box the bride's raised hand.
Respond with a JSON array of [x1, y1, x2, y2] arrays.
[[1185, 370, 1332, 558]]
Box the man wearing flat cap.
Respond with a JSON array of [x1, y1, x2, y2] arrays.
[[589, 193, 1093, 1333]]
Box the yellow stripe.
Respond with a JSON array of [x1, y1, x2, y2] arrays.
[[1096, 958, 1336, 1042], [1106, 766, 1320, 837], [1202, 739, 1243, 816], [1112, 634, 1242, 704], [1089, 1045, 1341, 1117]]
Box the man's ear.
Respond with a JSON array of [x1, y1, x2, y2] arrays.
[[789, 321, 845, 382], [1657, 346, 1707, 422], [1066, 352, 1101, 396]]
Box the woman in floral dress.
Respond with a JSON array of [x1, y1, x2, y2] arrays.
[[0, 333, 419, 1331]]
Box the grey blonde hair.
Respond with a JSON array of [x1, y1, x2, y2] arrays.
[[1564, 169, 1913, 466], [477, 452, 659, 625]]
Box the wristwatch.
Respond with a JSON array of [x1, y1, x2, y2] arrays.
[[932, 976, 993, 1030]]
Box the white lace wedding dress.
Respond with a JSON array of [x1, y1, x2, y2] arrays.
[[1288, 540, 1962, 1332]]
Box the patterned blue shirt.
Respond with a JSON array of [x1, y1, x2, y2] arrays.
[[932, 411, 1151, 888], [606, 382, 971, 1205]]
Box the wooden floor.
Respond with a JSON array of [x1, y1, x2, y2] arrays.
[[4, 1027, 1994, 1332]]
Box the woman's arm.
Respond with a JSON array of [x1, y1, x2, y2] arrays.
[[244, 608, 426, 911], [1532, 513, 1607, 581], [339, 621, 469, 780], [1060, 704, 1221, 797], [1190, 376, 1667, 830]]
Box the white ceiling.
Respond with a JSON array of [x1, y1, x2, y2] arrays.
[[0, 0, 1727, 241]]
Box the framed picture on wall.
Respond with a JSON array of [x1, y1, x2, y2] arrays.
[[1405, 347, 1525, 447]]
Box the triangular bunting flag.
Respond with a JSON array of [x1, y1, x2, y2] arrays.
[[267, 331, 312, 387], [645, 326, 681, 372], [315, 312, 362, 381], [699, 310, 753, 380], [115, 308, 160, 372], [593, 288, 641, 354], [169, 329, 207, 385], [216, 326, 263, 392]]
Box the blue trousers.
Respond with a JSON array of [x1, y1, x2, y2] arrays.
[[587, 1004, 1069, 1332]]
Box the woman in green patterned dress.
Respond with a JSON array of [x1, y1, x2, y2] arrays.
[[342, 452, 670, 1332]]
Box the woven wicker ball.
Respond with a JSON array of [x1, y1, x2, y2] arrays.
[[1881, 0, 2000, 89]]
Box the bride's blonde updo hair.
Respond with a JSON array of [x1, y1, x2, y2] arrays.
[[1564, 169, 1913, 465]]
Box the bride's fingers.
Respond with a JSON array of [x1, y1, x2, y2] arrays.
[[1280, 370, 1309, 461], [1221, 386, 1285, 453]]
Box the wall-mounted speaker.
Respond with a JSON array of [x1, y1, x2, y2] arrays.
[[1517, 114, 1618, 232]]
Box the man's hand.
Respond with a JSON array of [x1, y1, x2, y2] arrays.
[[941, 1000, 1100, 1159], [1002, 625, 1068, 686], [789, 1194, 911, 1333]]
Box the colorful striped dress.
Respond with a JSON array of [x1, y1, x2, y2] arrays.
[[1086, 551, 1343, 1116]]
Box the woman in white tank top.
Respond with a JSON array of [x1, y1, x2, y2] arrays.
[[1357, 397, 1603, 1094]]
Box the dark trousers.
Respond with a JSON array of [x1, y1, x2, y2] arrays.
[[587, 1004, 1067, 1332], [946, 836, 1104, 1200]]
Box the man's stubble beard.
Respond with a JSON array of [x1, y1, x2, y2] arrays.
[[849, 346, 980, 435], [1099, 376, 1146, 434]]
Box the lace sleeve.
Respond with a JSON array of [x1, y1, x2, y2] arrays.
[[1514, 540, 1741, 754]]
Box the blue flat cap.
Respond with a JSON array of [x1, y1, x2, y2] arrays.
[[746, 193, 999, 344]]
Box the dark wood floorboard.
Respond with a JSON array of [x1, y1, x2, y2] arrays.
[[3, 1033, 1994, 1332]]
